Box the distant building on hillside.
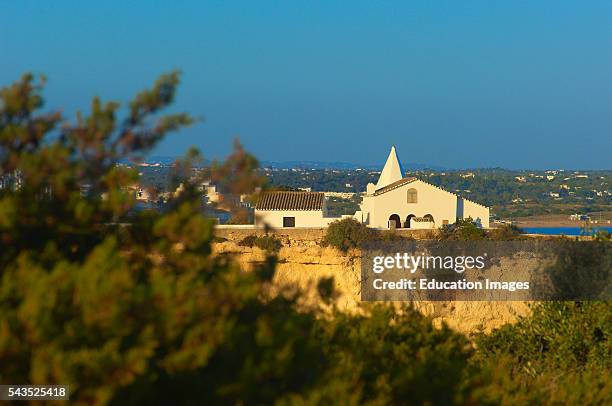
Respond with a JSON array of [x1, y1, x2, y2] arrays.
[[569, 213, 590, 221], [198, 181, 221, 203], [324, 192, 355, 199]]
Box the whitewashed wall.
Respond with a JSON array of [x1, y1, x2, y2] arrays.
[[459, 198, 490, 228], [255, 210, 339, 228], [360, 180, 458, 228]]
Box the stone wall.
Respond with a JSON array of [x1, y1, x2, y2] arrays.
[[215, 226, 441, 243], [215, 227, 327, 243]]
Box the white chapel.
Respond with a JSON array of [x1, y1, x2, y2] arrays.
[[355, 146, 489, 229], [255, 146, 489, 229]]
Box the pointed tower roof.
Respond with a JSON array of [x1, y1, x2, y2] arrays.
[[375, 146, 405, 189]]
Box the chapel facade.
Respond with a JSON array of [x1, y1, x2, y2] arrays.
[[255, 146, 489, 229], [354, 147, 489, 229]]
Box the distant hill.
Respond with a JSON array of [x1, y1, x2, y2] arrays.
[[260, 160, 447, 171], [146, 156, 182, 165], [120, 156, 212, 166]]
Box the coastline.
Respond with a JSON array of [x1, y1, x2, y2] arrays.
[[510, 212, 612, 228]]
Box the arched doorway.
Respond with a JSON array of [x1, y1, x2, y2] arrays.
[[388, 214, 401, 229], [405, 214, 416, 228], [423, 214, 434, 225]]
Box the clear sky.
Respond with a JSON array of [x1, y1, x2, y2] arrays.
[[1, 1, 611, 169]]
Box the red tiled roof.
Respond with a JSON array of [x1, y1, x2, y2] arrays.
[[256, 191, 325, 211], [373, 177, 417, 196]]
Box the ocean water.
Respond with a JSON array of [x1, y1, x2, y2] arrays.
[[520, 226, 612, 236]]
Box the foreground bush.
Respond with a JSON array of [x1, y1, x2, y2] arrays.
[[0, 73, 317, 404], [472, 301, 612, 404], [476, 302, 611, 372], [315, 305, 475, 405]]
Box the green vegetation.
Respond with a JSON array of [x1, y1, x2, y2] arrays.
[[1, 74, 609, 404], [486, 223, 523, 240], [438, 218, 486, 241], [472, 302, 611, 404], [325, 195, 361, 216], [322, 217, 526, 251], [436, 219, 523, 241], [322, 218, 373, 251], [263, 168, 611, 219], [316, 305, 475, 404], [321, 218, 417, 251], [238, 234, 282, 252]]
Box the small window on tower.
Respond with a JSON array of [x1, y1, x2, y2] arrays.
[[407, 188, 418, 203], [283, 217, 295, 227]]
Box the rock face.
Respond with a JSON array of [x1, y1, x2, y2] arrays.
[[214, 229, 531, 334]]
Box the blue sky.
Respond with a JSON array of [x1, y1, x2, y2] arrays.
[[1, 1, 611, 169]]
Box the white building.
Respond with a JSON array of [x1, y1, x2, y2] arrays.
[[255, 191, 341, 228], [255, 146, 489, 229], [198, 181, 220, 203], [354, 147, 489, 229]]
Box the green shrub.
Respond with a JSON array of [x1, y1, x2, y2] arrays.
[[0, 73, 303, 404], [594, 230, 611, 242], [486, 223, 523, 240], [238, 234, 282, 252], [314, 305, 476, 404], [254, 235, 282, 252], [472, 301, 612, 404], [322, 218, 373, 251], [438, 218, 486, 241], [533, 240, 612, 300], [476, 301, 611, 372], [238, 234, 258, 247]]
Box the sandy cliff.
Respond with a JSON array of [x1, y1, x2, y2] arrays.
[[213, 229, 531, 334]]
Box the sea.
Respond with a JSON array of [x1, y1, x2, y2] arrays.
[[520, 226, 612, 236]]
